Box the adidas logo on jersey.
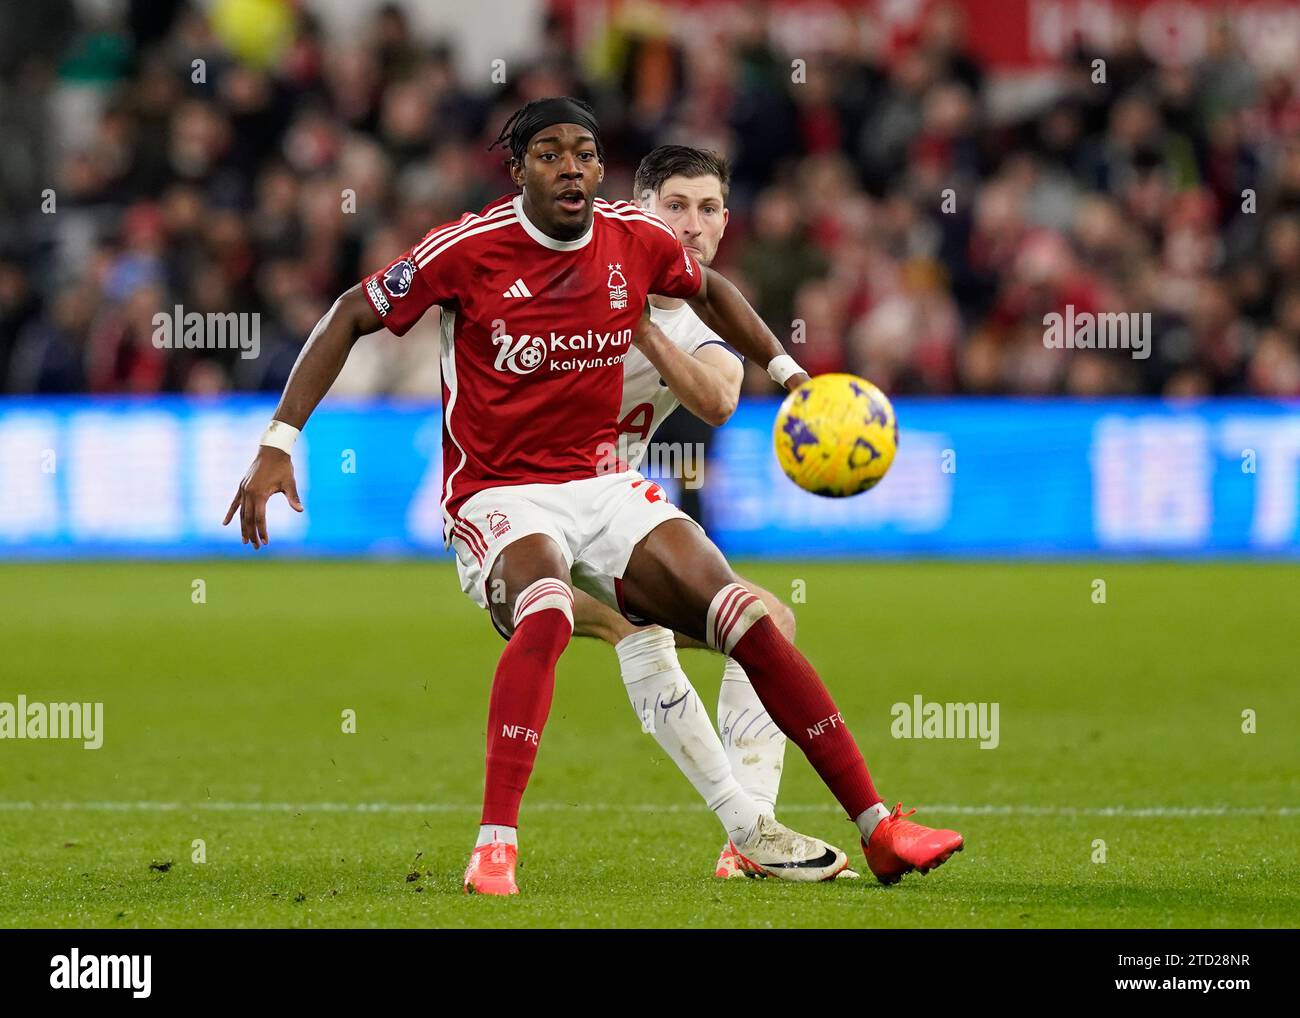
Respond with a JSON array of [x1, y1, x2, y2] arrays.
[[502, 278, 533, 299]]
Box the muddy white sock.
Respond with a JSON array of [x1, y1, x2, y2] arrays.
[[616, 627, 762, 842], [717, 657, 787, 817]]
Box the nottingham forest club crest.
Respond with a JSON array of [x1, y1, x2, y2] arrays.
[[607, 263, 628, 310], [486, 510, 510, 538]]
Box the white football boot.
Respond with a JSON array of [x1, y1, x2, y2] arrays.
[[724, 814, 850, 882], [715, 839, 860, 879]]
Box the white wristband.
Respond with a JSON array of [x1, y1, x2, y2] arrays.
[[767, 354, 805, 387], [259, 420, 300, 454]]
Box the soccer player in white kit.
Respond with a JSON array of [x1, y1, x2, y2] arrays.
[[568, 146, 858, 878]]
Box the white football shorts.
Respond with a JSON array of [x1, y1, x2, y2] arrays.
[[450, 469, 700, 620]]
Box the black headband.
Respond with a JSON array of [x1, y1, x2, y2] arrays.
[[490, 96, 604, 162]]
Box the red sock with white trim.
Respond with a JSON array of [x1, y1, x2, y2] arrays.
[[480, 578, 574, 831], [707, 583, 882, 821]]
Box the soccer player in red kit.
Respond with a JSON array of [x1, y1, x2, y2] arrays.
[[225, 97, 963, 895]]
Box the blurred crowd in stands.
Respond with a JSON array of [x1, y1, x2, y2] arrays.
[[2, 0, 1299, 399]]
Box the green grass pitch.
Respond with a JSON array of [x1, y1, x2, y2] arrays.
[[1, 560, 1297, 928]]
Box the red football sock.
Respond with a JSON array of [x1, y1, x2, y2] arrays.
[[711, 584, 881, 819], [481, 580, 573, 827]]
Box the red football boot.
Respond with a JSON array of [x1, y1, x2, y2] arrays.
[[463, 840, 519, 896], [863, 803, 964, 885]]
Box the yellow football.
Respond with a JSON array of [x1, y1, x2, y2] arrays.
[[773, 373, 898, 497]]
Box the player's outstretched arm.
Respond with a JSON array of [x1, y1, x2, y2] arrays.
[[222, 283, 384, 549], [631, 310, 742, 426], [685, 267, 810, 391]]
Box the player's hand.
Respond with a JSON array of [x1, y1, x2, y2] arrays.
[[784, 371, 811, 391], [222, 447, 304, 550]]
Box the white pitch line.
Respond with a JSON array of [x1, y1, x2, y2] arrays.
[[0, 801, 1295, 817]]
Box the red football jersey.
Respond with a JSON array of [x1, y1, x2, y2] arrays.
[[360, 193, 702, 544]]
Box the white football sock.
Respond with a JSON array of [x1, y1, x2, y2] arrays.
[[855, 803, 892, 842], [616, 627, 762, 844], [717, 657, 787, 817], [476, 824, 518, 848]]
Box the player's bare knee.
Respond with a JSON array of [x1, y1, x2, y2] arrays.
[[769, 597, 796, 642], [622, 518, 734, 635], [738, 579, 794, 642], [571, 587, 636, 644]]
